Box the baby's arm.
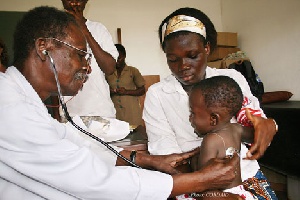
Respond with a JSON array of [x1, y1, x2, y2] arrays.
[[198, 134, 223, 169]]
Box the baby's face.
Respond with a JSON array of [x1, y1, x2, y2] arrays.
[[189, 90, 212, 136]]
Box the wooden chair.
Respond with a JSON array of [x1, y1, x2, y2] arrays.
[[139, 75, 160, 111]]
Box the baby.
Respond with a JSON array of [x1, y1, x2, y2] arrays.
[[189, 75, 254, 199]]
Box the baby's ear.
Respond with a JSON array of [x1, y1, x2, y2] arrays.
[[210, 113, 219, 126]]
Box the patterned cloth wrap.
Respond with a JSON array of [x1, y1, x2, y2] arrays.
[[175, 170, 278, 200], [243, 170, 278, 200]]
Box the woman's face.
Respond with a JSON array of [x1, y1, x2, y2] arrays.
[[116, 52, 125, 69], [164, 32, 210, 86]]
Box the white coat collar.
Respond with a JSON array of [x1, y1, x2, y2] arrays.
[[5, 66, 48, 113]]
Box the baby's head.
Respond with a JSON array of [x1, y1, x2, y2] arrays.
[[189, 76, 243, 136]]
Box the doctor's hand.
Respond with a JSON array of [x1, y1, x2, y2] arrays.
[[197, 154, 238, 191], [244, 108, 277, 160], [170, 154, 239, 197], [151, 147, 200, 174]]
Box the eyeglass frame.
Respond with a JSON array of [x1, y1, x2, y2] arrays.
[[45, 37, 92, 67]]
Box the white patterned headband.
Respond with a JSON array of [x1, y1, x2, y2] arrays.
[[161, 15, 206, 43]]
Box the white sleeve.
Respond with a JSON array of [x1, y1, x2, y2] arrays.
[[1, 103, 173, 200], [143, 86, 182, 155], [62, 121, 121, 166], [60, 119, 174, 200], [90, 22, 119, 61]]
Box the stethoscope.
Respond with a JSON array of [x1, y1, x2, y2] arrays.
[[44, 50, 141, 169]]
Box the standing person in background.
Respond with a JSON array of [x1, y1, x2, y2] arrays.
[[0, 38, 9, 73], [60, 0, 118, 122], [106, 44, 145, 126], [143, 7, 278, 199]]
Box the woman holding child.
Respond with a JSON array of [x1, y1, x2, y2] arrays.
[[143, 7, 278, 200]]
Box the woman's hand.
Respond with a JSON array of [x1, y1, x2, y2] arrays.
[[244, 108, 277, 160], [116, 87, 127, 95]]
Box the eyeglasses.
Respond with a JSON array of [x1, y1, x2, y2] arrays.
[[45, 37, 92, 67]]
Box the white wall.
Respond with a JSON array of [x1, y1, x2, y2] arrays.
[[221, 0, 300, 100], [86, 0, 222, 79], [0, 0, 222, 79], [1, 0, 300, 100]]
